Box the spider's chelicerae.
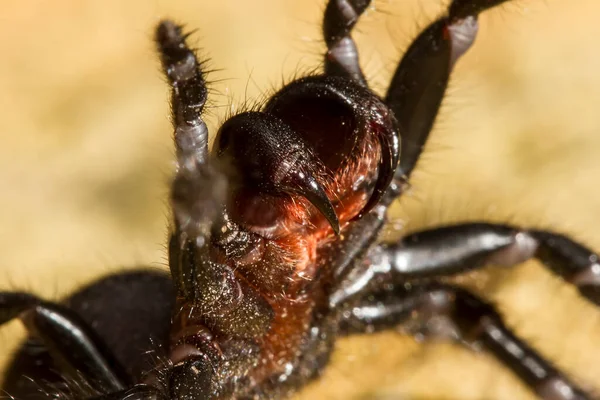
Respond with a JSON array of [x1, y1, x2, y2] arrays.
[[2, 0, 599, 399]]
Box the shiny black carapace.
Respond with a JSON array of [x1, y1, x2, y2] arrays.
[[2, 1, 598, 399]]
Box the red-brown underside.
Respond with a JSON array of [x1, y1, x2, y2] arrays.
[[235, 132, 382, 382]]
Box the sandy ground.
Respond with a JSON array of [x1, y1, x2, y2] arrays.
[[1, 1, 600, 399]]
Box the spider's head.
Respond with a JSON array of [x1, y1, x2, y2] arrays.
[[215, 75, 399, 239]]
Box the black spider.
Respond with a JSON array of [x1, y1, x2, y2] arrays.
[[1, 0, 598, 399]]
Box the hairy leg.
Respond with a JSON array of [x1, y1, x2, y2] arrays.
[[0, 293, 129, 394], [331, 223, 600, 307], [339, 282, 591, 400], [2, 270, 173, 399], [322, 0, 371, 84], [320, 0, 509, 287], [156, 20, 227, 300], [386, 0, 509, 180]]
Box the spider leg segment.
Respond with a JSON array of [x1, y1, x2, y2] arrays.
[[329, 225, 600, 398], [322, 0, 371, 84], [156, 20, 209, 166], [338, 282, 590, 400], [386, 0, 508, 181], [331, 223, 600, 307], [0, 292, 129, 393], [3, 270, 174, 399], [158, 20, 275, 335], [323, 0, 500, 285], [155, 20, 225, 242]]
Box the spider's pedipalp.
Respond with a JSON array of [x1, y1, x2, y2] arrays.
[[156, 20, 227, 247], [156, 20, 209, 166], [170, 161, 227, 246]]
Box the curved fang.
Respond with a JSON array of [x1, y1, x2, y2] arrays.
[[282, 168, 341, 235], [356, 125, 400, 219]]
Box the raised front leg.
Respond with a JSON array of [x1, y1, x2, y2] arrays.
[[330, 223, 600, 307], [338, 282, 591, 400], [321, 0, 510, 289], [155, 20, 225, 245], [322, 0, 371, 84], [386, 0, 509, 180]]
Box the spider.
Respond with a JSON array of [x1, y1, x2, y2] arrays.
[[1, 0, 599, 399]]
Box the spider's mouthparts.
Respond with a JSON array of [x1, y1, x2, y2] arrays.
[[169, 343, 207, 367], [354, 114, 400, 220], [215, 111, 341, 235], [169, 356, 215, 399], [279, 167, 340, 235]]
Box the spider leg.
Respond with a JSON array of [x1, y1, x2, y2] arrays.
[[156, 20, 228, 296], [386, 0, 508, 180], [156, 19, 224, 242], [338, 282, 591, 400], [156, 24, 273, 395], [156, 20, 209, 166], [323, 1, 510, 284], [0, 291, 130, 393], [330, 223, 600, 308], [322, 0, 371, 84]]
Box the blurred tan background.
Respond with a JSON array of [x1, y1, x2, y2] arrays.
[[1, 1, 600, 399]]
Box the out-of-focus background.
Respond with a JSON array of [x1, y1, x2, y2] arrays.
[[1, 1, 600, 399]]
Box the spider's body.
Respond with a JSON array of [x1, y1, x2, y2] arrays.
[[1, 0, 599, 399]]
